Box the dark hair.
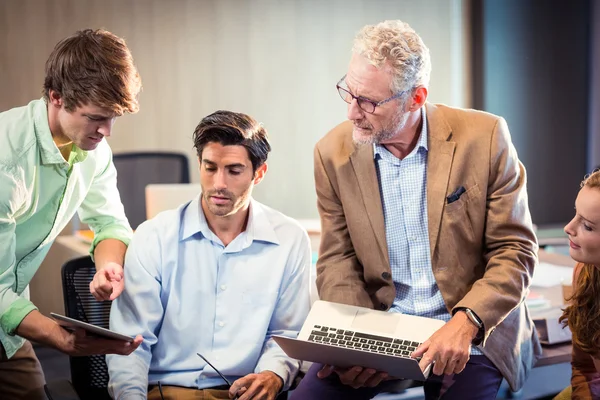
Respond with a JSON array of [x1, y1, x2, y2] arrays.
[[192, 110, 271, 172], [43, 29, 142, 115]]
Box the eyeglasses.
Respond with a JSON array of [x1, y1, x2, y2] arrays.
[[336, 74, 406, 114], [197, 352, 239, 399]]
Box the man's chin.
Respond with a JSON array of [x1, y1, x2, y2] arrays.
[[207, 204, 234, 217], [352, 128, 376, 145], [79, 142, 101, 151]]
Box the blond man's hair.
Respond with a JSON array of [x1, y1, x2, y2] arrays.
[[43, 29, 141, 115]]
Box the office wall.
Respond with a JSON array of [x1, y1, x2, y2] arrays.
[[473, 0, 591, 225], [0, 0, 470, 218]]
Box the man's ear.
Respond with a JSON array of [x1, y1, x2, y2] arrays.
[[253, 163, 268, 185], [48, 90, 63, 108], [408, 86, 428, 112]]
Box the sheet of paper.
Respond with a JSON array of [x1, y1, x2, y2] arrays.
[[530, 262, 573, 288]]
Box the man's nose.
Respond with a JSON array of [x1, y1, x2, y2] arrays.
[[347, 99, 364, 121], [213, 170, 227, 190], [97, 118, 116, 137]]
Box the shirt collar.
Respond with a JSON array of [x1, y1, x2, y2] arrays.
[[373, 106, 429, 160], [33, 98, 88, 165], [180, 195, 280, 247]]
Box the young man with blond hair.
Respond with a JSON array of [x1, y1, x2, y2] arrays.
[[0, 29, 144, 399]]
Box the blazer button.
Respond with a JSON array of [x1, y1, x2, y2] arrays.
[[381, 272, 391, 280], [379, 303, 387, 310]]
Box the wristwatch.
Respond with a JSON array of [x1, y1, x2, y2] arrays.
[[455, 307, 484, 346]]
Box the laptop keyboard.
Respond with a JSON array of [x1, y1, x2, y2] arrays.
[[307, 325, 421, 359]]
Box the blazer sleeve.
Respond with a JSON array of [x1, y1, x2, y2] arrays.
[[313, 144, 373, 307], [452, 117, 538, 343]]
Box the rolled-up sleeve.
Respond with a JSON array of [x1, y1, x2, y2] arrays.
[[77, 146, 132, 257], [0, 167, 37, 336], [107, 221, 164, 399], [254, 230, 311, 391]]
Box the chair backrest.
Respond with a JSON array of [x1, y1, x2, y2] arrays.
[[61, 256, 112, 400], [113, 152, 190, 229]]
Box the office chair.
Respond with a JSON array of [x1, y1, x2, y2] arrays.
[[61, 256, 112, 400], [113, 152, 190, 229]]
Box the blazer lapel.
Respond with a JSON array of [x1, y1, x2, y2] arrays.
[[425, 103, 455, 258], [350, 145, 389, 265]]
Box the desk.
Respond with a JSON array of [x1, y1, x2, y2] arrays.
[[536, 343, 571, 367], [532, 249, 574, 368]]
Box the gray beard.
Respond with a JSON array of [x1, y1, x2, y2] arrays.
[[352, 110, 410, 145]]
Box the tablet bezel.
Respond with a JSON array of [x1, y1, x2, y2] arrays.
[[50, 312, 135, 342]]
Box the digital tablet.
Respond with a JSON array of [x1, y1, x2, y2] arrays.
[[50, 312, 135, 342]]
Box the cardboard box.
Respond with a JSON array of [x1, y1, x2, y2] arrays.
[[532, 307, 572, 345]]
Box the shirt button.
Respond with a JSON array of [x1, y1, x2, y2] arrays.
[[381, 272, 391, 280], [218, 321, 225, 327], [379, 303, 387, 311], [220, 285, 227, 291]]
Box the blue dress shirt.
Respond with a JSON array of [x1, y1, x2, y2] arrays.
[[374, 107, 482, 355], [107, 195, 311, 399]]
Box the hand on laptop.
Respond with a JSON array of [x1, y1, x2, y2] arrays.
[[229, 370, 283, 400], [317, 364, 389, 389], [58, 327, 143, 357], [411, 312, 478, 375]]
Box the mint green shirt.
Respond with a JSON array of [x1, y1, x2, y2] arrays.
[[0, 99, 133, 358]]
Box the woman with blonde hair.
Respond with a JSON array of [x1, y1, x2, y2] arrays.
[[559, 169, 600, 398]]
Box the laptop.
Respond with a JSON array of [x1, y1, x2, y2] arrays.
[[273, 300, 445, 380], [145, 183, 201, 219]]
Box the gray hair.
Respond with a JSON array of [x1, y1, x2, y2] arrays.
[[352, 20, 431, 95]]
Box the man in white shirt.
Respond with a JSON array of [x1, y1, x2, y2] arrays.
[[107, 110, 311, 400]]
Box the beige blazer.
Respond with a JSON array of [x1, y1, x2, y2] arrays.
[[314, 102, 542, 391]]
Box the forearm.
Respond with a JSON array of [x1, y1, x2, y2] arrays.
[[451, 310, 481, 342], [94, 238, 127, 271], [14, 310, 67, 351]]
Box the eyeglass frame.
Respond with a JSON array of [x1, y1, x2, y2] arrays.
[[336, 74, 407, 114]]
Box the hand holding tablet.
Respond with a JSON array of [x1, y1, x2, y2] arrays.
[[50, 313, 143, 356]]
